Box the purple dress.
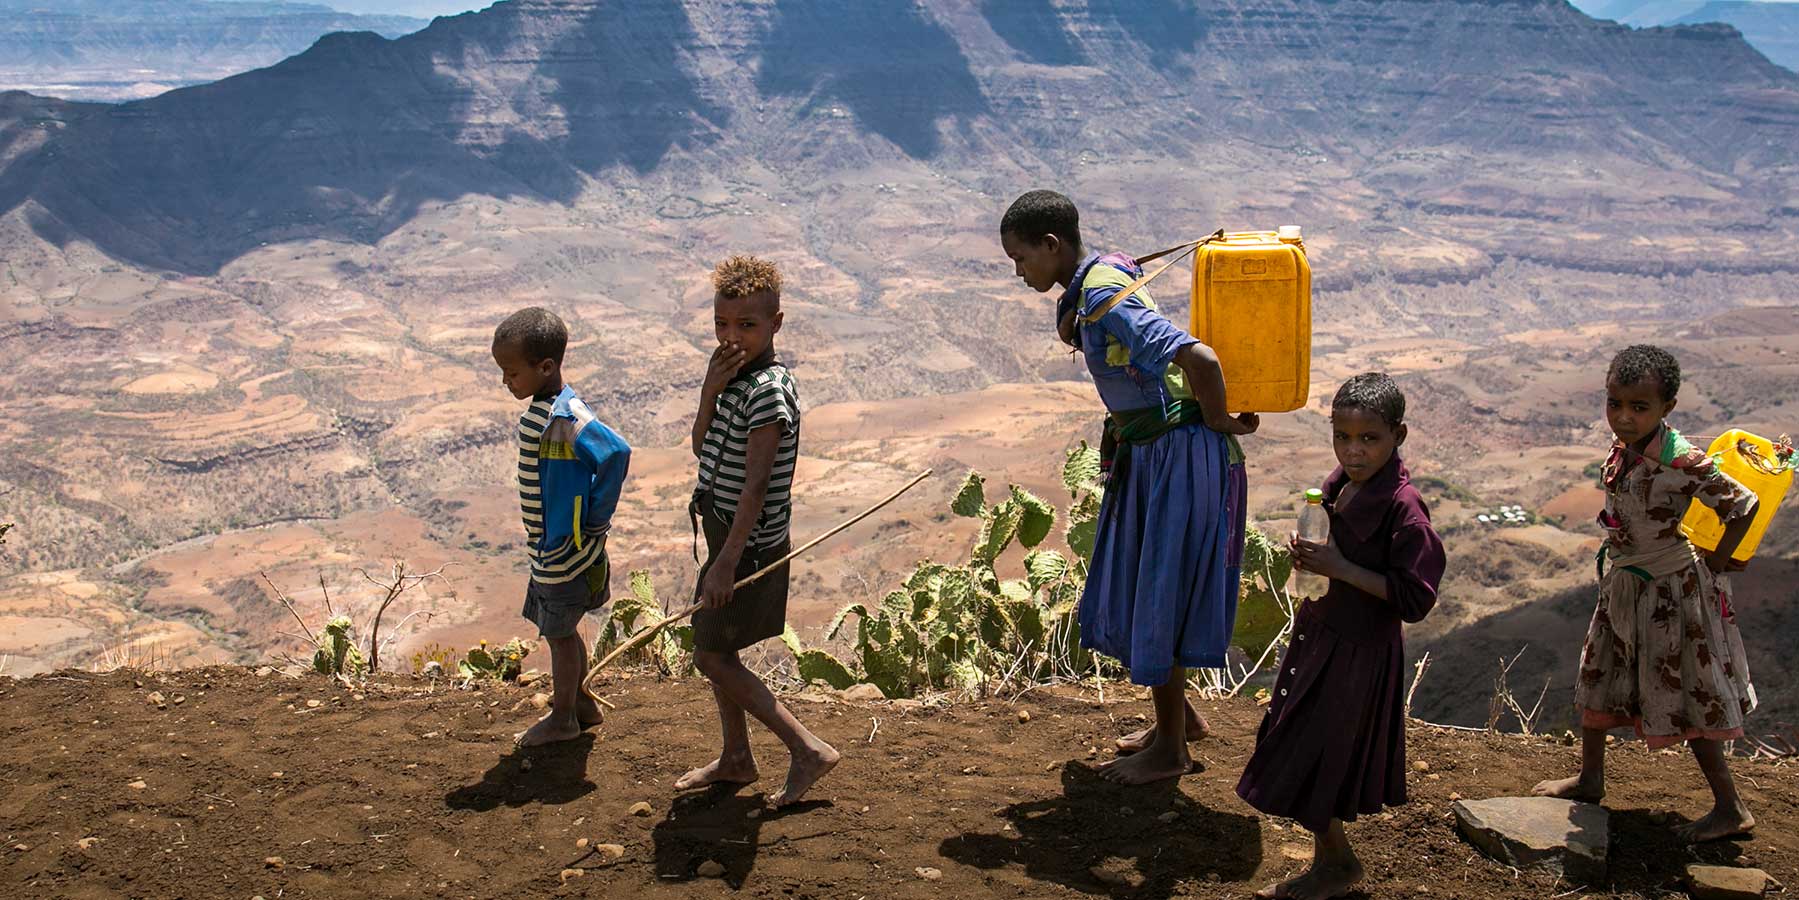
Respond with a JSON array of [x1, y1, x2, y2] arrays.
[[1235, 455, 1445, 832]]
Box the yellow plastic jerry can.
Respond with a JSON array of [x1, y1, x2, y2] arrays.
[[1681, 430, 1794, 562], [1189, 228, 1312, 414]]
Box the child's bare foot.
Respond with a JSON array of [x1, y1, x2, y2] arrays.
[[576, 689, 604, 729], [770, 741, 840, 808], [1256, 858, 1365, 900], [1098, 740, 1192, 785], [1256, 874, 1301, 899], [674, 754, 759, 791], [515, 712, 583, 747], [1674, 805, 1755, 843], [1531, 774, 1604, 802], [1115, 703, 1210, 754]]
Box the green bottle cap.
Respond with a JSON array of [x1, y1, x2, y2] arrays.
[[1304, 489, 1325, 503]]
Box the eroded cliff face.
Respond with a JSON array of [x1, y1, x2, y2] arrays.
[[1, 0, 1795, 275]]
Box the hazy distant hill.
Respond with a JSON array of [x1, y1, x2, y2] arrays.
[[1581, 0, 1712, 23], [1673, 1, 1799, 68], [1578, 0, 1799, 69], [295, 0, 486, 14], [0, 0, 426, 101]]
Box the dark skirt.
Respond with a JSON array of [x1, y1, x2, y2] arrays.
[[690, 493, 791, 654], [1078, 421, 1247, 686], [1234, 603, 1409, 832]]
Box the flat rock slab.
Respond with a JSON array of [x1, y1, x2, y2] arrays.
[[1452, 797, 1609, 884], [1686, 864, 1769, 900]]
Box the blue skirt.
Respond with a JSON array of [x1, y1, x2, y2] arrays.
[[1078, 422, 1246, 686]]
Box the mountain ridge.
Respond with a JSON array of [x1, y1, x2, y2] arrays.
[[2, 0, 1797, 275]]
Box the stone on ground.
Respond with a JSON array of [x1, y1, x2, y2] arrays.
[[840, 684, 885, 702], [1452, 797, 1608, 884], [1686, 864, 1769, 900], [1089, 864, 1144, 889]]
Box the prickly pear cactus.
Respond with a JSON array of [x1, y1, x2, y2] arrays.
[[588, 570, 693, 677], [784, 443, 1296, 698], [1233, 528, 1296, 662], [313, 614, 366, 677]]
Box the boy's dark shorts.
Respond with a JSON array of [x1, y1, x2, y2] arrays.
[[690, 494, 789, 654], [521, 552, 610, 640]]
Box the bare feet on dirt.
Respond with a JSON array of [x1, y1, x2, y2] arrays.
[[674, 755, 760, 791], [576, 690, 605, 729], [1098, 742, 1193, 785], [1531, 774, 1605, 803], [770, 741, 841, 808], [1115, 702, 1210, 754], [515, 712, 583, 748], [1255, 857, 1366, 900], [1674, 805, 1755, 843]]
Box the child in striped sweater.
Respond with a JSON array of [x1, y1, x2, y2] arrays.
[[492, 307, 631, 747], [675, 255, 840, 809]]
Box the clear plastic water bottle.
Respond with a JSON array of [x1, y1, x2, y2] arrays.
[[1292, 488, 1331, 601]]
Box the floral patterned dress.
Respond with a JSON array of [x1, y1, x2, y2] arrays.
[[1576, 425, 1760, 748]]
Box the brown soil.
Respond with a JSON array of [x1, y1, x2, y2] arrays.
[[2, 667, 1795, 899]]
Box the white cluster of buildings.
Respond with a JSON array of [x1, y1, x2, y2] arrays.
[[1477, 505, 1530, 527]]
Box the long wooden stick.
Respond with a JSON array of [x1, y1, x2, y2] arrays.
[[584, 468, 934, 684]]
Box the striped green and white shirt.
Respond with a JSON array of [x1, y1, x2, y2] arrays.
[[697, 364, 800, 550], [519, 397, 606, 584]]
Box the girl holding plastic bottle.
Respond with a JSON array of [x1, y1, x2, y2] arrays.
[[1236, 373, 1445, 900]]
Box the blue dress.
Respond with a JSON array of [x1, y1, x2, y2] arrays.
[[1067, 253, 1248, 687]]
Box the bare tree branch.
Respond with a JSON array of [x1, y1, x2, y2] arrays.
[[262, 571, 318, 645], [357, 561, 450, 673], [318, 571, 335, 617], [1405, 651, 1433, 719]]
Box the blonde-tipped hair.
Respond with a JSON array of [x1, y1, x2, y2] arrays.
[[712, 254, 782, 302]]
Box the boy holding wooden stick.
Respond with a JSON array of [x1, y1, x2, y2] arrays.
[[675, 255, 839, 807]]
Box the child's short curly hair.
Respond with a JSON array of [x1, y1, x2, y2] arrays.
[[493, 307, 568, 363], [1001, 189, 1082, 247], [712, 254, 782, 303], [1608, 344, 1680, 402], [1332, 373, 1406, 429]]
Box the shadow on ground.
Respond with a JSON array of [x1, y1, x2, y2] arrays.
[[442, 734, 598, 811], [939, 762, 1263, 898]]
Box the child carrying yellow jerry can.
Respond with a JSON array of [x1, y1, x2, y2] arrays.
[[1682, 431, 1795, 562]]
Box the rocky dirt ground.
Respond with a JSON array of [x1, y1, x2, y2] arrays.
[[2, 667, 1795, 899]]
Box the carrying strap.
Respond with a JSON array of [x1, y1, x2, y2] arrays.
[[1078, 228, 1226, 326], [1593, 544, 1654, 584], [1109, 399, 1204, 446]]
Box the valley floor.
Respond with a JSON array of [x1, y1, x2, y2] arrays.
[[1, 668, 1795, 899]]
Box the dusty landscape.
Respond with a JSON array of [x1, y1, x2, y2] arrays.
[[3, 667, 1797, 899], [1, 0, 1797, 734]]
